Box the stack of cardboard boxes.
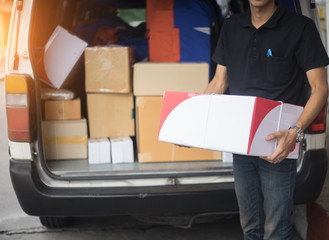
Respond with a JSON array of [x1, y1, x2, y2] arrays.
[[40, 25, 222, 164], [85, 46, 135, 164], [40, 26, 89, 161], [42, 93, 88, 160], [137, 0, 221, 162], [146, 0, 180, 62]]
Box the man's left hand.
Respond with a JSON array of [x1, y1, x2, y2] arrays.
[[260, 129, 297, 164]]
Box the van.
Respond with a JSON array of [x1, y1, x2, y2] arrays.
[[5, 0, 328, 228]]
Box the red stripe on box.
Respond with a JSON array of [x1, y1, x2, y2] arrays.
[[247, 97, 281, 155], [158, 91, 200, 138], [290, 143, 296, 152]]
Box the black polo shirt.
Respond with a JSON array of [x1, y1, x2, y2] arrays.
[[212, 5, 329, 105]]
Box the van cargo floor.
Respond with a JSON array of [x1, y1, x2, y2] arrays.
[[46, 159, 233, 178]]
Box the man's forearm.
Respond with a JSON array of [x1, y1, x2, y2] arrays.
[[261, 67, 328, 163], [204, 78, 228, 94], [295, 67, 328, 131], [204, 64, 228, 94]]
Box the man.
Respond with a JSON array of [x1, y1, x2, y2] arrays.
[[205, 0, 329, 239]]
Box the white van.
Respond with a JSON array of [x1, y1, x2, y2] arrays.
[[5, 0, 328, 228]]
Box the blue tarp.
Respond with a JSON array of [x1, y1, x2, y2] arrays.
[[174, 0, 214, 72]]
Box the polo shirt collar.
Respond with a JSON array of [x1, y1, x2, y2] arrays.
[[239, 4, 286, 29]]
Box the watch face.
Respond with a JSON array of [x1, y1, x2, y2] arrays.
[[296, 133, 304, 142]]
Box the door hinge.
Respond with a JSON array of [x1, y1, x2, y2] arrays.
[[168, 177, 180, 185], [17, 0, 23, 11], [13, 0, 23, 70]]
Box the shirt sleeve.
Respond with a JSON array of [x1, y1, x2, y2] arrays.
[[295, 19, 329, 72], [212, 19, 228, 66]]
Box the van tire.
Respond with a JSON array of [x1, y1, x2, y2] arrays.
[[39, 216, 72, 228]]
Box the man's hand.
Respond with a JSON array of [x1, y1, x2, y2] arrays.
[[261, 67, 327, 164], [260, 129, 297, 164]]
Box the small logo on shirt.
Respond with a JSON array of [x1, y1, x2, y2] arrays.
[[267, 49, 272, 57]]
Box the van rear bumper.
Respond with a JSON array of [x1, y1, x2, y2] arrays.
[[9, 160, 238, 217], [9, 148, 327, 217]]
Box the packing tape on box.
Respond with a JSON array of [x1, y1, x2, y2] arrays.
[[136, 97, 146, 108], [171, 145, 175, 161], [44, 135, 88, 146], [138, 152, 152, 162]]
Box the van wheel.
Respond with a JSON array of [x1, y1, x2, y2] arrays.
[[39, 216, 72, 228]]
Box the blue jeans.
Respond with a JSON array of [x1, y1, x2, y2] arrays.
[[233, 154, 297, 240]]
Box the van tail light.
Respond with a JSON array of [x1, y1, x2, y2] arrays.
[[5, 74, 36, 142], [308, 103, 327, 134]]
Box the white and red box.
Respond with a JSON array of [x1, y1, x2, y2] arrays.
[[158, 91, 304, 159], [38, 26, 88, 89]]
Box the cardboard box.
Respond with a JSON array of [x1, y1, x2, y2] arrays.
[[87, 93, 135, 138], [158, 92, 304, 159], [148, 29, 180, 62], [136, 96, 222, 162], [85, 46, 133, 93], [146, 1, 175, 31], [44, 98, 81, 120], [38, 26, 88, 89], [88, 138, 111, 164], [133, 62, 209, 96], [42, 119, 88, 160], [110, 136, 134, 164]]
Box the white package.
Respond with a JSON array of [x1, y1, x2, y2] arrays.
[[110, 136, 134, 164], [88, 138, 111, 164], [40, 26, 88, 89]]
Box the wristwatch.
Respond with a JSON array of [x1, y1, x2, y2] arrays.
[[289, 125, 304, 143]]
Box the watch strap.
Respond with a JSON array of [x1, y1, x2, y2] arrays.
[[289, 125, 303, 142]]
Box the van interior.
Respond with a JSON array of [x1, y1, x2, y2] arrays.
[[28, 0, 259, 179]]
